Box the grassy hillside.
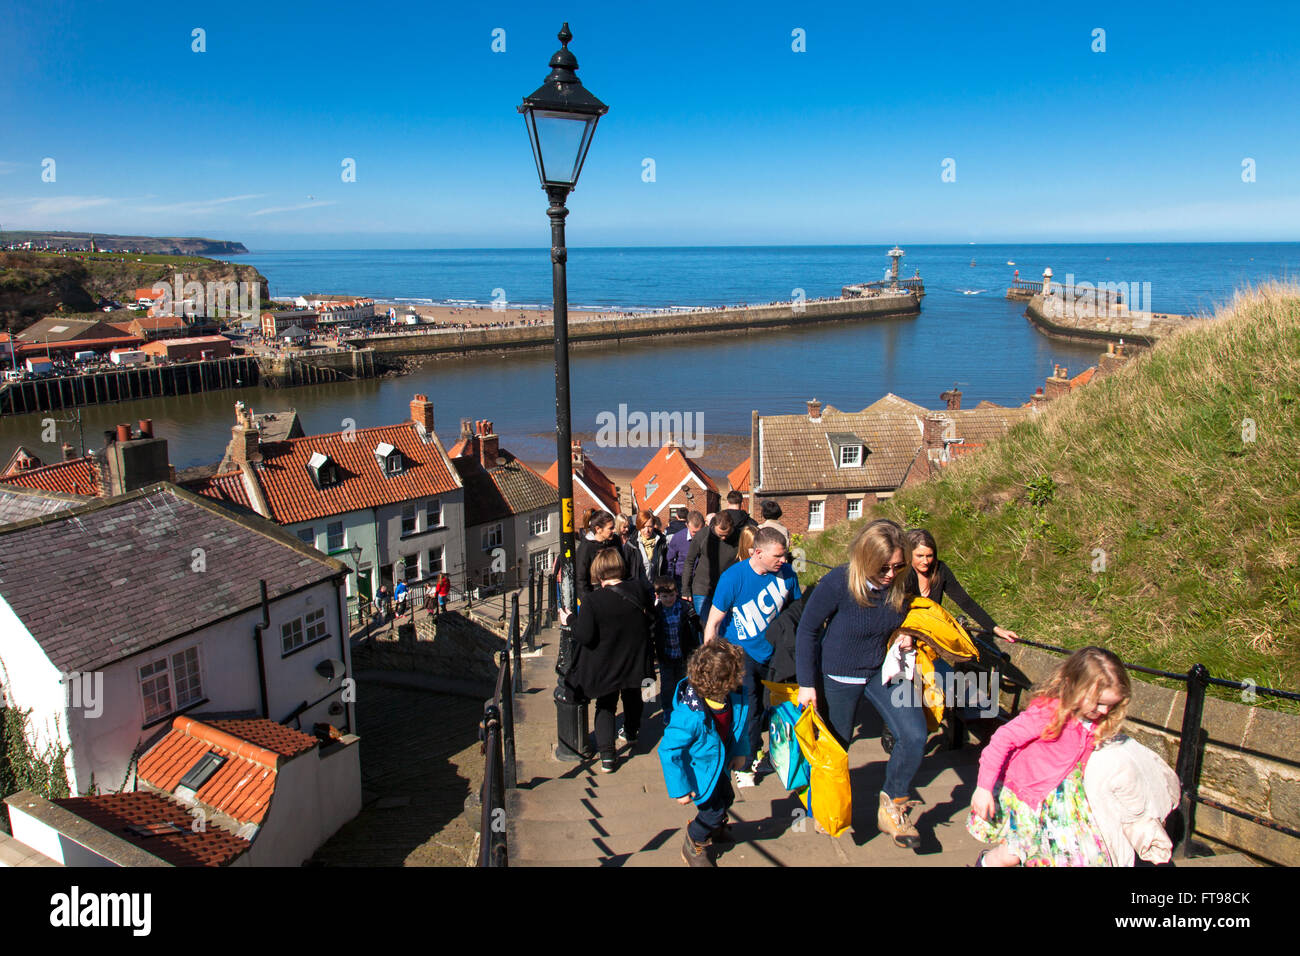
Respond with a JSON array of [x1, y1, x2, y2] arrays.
[[805, 284, 1300, 706], [0, 251, 271, 330]]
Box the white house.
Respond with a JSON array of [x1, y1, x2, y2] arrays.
[[0, 484, 358, 798]]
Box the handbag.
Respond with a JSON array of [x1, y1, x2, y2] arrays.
[[794, 705, 852, 837], [608, 582, 658, 677], [768, 700, 811, 792]]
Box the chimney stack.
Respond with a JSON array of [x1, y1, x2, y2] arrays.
[[807, 398, 822, 421], [409, 394, 436, 437], [116, 423, 132, 443], [478, 420, 499, 469], [230, 417, 261, 464], [940, 386, 962, 411], [923, 413, 947, 451], [571, 439, 585, 474]]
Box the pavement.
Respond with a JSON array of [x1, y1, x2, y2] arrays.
[[507, 624, 993, 867]]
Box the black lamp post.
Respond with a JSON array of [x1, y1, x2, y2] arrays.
[[519, 22, 607, 761]]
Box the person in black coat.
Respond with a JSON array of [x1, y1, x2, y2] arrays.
[[684, 511, 741, 615], [627, 511, 669, 587], [575, 510, 619, 605], [903, 528, 1020, 642], [561, 547, 656, 773]]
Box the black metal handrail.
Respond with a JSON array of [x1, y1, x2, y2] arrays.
[[796, 555, 1300, 855], [477, 569, 550, 867]]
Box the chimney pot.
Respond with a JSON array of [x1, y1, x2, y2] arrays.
[[116, 423, 132, 443], [807, 398, 822, 421], [138, 419, 154, 438]]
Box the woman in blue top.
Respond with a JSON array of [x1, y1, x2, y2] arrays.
[[795, 518, 925, 849]]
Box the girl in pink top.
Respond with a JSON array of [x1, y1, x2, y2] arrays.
[[968, 646, 1131, 866]]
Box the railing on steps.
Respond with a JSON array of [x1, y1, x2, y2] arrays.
[[799, 556, 1300, 859], [477, 569, 553, 867]]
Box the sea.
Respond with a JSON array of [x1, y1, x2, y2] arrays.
[[2, 243, 1295, 473]]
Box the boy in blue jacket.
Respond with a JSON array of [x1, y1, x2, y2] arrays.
[[659, 640, 749, 867]]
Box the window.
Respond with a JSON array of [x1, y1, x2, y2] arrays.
[[846, 499, 862, 521], [482, 523, 503, 551], [402, 558, 419, 583], [426, 498, 442, 528], [307, 452, 339, 488], [529, 512, 550, 536], [139, 647, 203, 724], [839, 445, 864, 468], [808, 500, 824, 531], [282, 607, 329, 655], [374, 442, 402, 476], [297, 527, 315, 546], [530, 549, 552, 577], [402, 503, 417, 536], [327, 521, 344, 551], [427, 545, 444, 574]]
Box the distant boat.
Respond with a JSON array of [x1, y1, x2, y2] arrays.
[[962, 289, 987, 295], [970, 259, 976, 267], [1006, 260, 1015, 265]]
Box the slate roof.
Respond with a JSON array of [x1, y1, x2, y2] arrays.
[[452, 449, 557, 527], [630, 444, 719, 515], [51, 791, 251, 866], [0, 486, 87, 526], [0, 484, 347, 672], [755, 396, 1036, 494]]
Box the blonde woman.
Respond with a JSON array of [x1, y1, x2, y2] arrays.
[[795, 519, 925, 848]]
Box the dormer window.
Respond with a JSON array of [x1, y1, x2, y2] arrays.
[[827, 432, 865, 468], [375, 442, 402, 476], [307, 452, 340, 488]]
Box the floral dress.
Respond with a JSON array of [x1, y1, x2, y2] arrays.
[[967, 765, 1112, 866]]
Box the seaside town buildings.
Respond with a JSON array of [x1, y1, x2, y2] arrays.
[[542, 441, 621, 517], [0, 484, 358, 802], [449, 419, 561, 590], [629, 441, 721, 519], [743, 394, 1038, 534]]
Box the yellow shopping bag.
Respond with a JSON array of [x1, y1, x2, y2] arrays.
[[761, 680, 801, 707], [793, 705, 852, 838]]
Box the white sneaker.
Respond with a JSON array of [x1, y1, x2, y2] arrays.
[[733, 770, 757, 789]]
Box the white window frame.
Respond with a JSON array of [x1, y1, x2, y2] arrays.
[[529, 512, 550, 536], [846, 498, 862, 521], [482, 522, 503, 551], [139, 646, 203, 724], [401, 502, 417, 536], [808, 499, 825, 531], [426, 498, 443, 529], [839, 444, 864, 468], [326, 521, 345, 551], [530, 549, 552, 577], [427, 545, 445, 574], [282, 607, 329, 656]]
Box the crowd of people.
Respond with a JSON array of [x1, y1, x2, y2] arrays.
[[556, 493, 1182, 869]]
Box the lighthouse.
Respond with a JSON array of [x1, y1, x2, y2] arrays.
[[888, 245, 904, 291]]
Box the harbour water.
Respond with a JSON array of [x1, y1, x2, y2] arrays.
[[2, 243, 1295, 473]]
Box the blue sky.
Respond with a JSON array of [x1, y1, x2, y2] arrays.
[[2, 0, 1298, 249]]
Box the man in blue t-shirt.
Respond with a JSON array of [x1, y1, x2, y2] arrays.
[[703, 526, 800, 785]]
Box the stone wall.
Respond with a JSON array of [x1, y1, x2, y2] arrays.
[[1001, 644, 1300, 866], [355, 294, 920, 359], [349, 612, 505, 687], [1025, 294, 1198, 346]]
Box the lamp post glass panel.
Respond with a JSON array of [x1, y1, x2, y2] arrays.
[[519, 23, 607, 760]]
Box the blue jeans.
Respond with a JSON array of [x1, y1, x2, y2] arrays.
[[692, 595, 707, 616], [737, 646, 768, 761], [822, 669, 927, 800], [659, 657, 687, 723]]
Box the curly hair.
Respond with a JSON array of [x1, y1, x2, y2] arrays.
[[687, 640, 745, 702]]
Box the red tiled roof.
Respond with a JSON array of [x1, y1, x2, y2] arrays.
[[631, 444, 719, 515], [52, 791, 251, 866], [137, 717, 314, 827], [132, 316, 188, 331], [1071, 367, 1096, 388], [0, 456, 101, 496], [543, 457, 619, 515], [204, 718, 318, 757], [134, 287, 167, 301], [14, 336, 142, 356], [184, 469, 253, 510], [247, 422, 461, 524], [727, 457, 751, 494]]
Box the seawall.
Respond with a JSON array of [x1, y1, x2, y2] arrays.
[[351, 294, 920, 358], [1025, 293, 1199, 347]]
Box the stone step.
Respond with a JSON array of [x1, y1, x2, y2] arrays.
[[1175, 852, 1259, 867]]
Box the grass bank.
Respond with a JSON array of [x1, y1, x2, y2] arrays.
[[802, 283, 1300, 706]]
